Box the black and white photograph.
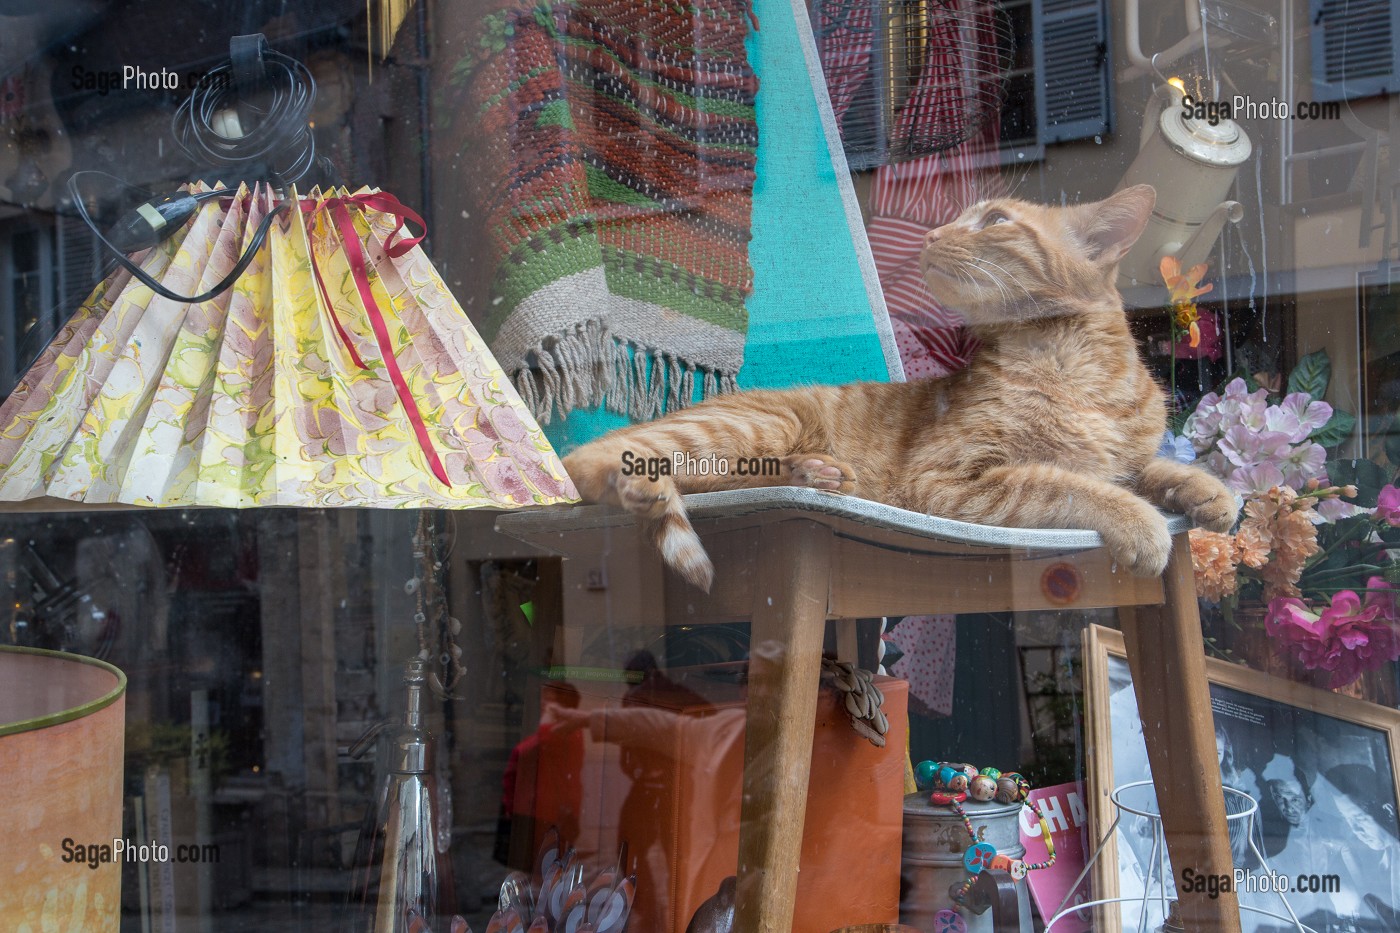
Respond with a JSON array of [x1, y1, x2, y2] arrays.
[[1086, 625, 1400, 933]]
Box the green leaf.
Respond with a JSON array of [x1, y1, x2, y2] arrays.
[[1310, 550, 1354, 578], [1287, 350, 1331, 401], [1311, 410, 1357, 448], [1327, 458, 1389, 507]]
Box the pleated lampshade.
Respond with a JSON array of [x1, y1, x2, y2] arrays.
[[0, 183, 578, 509]]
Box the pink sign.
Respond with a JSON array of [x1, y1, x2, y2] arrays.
[[1020, 782, 1093, 932]]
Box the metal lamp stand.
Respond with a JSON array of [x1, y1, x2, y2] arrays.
[[1045, 780, 1314, 933]]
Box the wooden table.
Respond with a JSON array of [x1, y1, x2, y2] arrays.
[[496, 487, 1240, 932]]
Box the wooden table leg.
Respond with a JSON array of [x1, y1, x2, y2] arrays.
[[734, 519, 833, 933], [1119, 533, 1241, 932]]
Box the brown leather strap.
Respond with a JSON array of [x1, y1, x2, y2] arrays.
[[967, 869, 1021, 933]]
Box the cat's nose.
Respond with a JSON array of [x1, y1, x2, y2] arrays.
[[925, 226, 945, 244]]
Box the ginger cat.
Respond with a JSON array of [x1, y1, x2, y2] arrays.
[[563, 185, 1238, 590]]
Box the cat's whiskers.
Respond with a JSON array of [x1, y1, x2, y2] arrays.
[[897, 251, 929, 277], [968, 256, 1041, 315], [910, 259, 960, 314], [958, 258, 1014, 309], [926, 255, 974, 293], [917, 271, 944, 302]]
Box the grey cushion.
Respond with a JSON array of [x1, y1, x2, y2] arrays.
[[495, 485, 1191, 552]]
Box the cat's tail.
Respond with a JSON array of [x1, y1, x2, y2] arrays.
[[561, 448, 715, 591], [650, 493, 714, 592]]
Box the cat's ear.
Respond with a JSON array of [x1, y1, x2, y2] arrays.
[[1073, 184, 1156, 266]]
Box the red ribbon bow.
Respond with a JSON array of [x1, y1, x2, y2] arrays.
[[298, 191, 449, 487]]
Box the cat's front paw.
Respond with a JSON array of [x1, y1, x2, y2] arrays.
[[1100, 508, 1173, 577], [1167, 472, 1239, 532], [782, 454, 857, 493], [1138, 462, 1239, 532], [1148, 465, 1237, 529]]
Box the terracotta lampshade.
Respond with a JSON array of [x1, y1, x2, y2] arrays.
[[0, 646, 127, 931]]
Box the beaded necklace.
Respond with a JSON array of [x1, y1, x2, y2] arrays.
[[913, 760, 1057, 933]]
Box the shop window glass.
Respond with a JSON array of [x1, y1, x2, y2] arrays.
[[2, 1, 1400, 932]]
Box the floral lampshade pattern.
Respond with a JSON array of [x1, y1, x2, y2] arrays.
[[0, 183, 578, 509]]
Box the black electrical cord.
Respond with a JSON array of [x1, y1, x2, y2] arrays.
[[172, 45, 318, 188], [67, 38, 319, 305], [69, 171, 288, 305]]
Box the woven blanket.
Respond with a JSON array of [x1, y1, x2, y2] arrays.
[[464, 0, 759, 424]]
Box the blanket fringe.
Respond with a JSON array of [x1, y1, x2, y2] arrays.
[[514, 322, 737, 425]]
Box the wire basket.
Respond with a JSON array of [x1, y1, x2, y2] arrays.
[[815, 0, 1013, 170]]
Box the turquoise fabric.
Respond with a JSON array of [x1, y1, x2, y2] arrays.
[[543, 0, 893, 454]]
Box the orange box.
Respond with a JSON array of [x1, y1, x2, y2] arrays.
[[519, 667, 908, 933]]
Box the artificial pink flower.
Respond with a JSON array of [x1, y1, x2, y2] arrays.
[[1314, 496, 1365, 523], [1376, 485, 1400, 526], [1221, 377, 1254, 401], [1266, 583, 1400, 688], [1262, 406, 1303, 441], [1219, 426, 1293, 470], [1279, 392, 1333, 439], [1184, 392, 1224, 450], [1217, 391, 1270, 433], [1279, 442, 1328, 492], [1228, 462, 1286, 496], [1363, 576, 1400, 622]]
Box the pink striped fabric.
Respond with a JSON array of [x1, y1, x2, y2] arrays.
[[817, 0, 875, 133], [870, 0, 1004, 380], [871, 122, 1000, 379]]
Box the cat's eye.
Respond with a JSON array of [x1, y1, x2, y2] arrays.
[[981, 211, 1011, 228]]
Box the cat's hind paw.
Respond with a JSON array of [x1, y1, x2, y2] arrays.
[[563, 447, 677, 519], [783, 454, 857, 494], [614, 471, 677, 520]]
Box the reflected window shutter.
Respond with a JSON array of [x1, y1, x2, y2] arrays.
[[1037, 0, 1111, 144], [1310, 0, 1400, 102], [55, 216, 101, 319]]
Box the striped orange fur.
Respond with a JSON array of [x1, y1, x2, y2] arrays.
[[563, 185, 1238, 590]]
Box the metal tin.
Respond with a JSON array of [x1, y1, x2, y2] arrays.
[[901, 793, 1033, 933]]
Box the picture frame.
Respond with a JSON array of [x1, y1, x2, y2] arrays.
[[1359, 265, 1400, 462], [1083, 624, 1400, 933]]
